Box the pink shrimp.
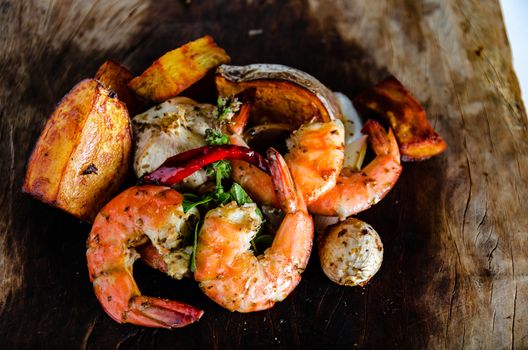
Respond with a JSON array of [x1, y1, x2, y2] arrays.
[[230, 119, 345, 206], [194, 149, 314, 312], [308, 120, 402, 218], [231, 119, 401, 218], [86, 185, 203, 328]]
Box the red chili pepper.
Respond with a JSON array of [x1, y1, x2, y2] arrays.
[[142, 145, 269, 186]]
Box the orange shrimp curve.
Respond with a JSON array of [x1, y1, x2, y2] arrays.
[[308, 120, 402, 218], [86, 185, 203, 328], [194, 149, 314, 312]]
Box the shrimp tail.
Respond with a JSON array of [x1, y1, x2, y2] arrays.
[[362, 120, 401, 163], [125, 296, 204, 329], [228, 88, 255, 135], [267, 147, 305, 213]]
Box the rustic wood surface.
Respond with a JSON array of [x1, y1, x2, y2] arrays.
[[1, 0, 527, 348]]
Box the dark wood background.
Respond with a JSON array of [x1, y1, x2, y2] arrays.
[[1, 0, 527, 349]]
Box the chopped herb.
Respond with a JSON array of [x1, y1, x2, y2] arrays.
[[206, 159, 232, 181], [213, 190, 231, 206], [213, 96, 241, 122], [204, 97, 235, 201], [182, 193, 213, 213], [206, 159, 232, 205], [205, 128, 229, 146], [81, 163, 98, 175]]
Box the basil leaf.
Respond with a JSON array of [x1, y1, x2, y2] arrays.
[[182, 193, 214, 213], [254, 206, 264, 221], [229, 183, 251, 205]]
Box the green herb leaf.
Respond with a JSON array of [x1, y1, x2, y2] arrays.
[[217, 96, 227, 109], [182, 193, 213, 213], [190, 220, 200, 273], [205, 128, 229, 146], [206, 159, 232, 180], [213, 190, 231, 206], [214, 160, 232, 180], [229, 183, 251, 205], [254, 206, 264, 221], [213, 96, 241, 122]]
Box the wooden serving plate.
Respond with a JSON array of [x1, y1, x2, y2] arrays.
[[1, 1, 527, 348]]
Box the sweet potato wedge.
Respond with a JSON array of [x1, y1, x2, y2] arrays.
[[23, 79, 133, 222], [216, 64, 340, 128], [128, 35, 230, 102], [95, 60, 145, 115], [353, 76, 447, 161]]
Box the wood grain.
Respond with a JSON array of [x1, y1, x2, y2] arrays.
[[1, 0, 527, 348]]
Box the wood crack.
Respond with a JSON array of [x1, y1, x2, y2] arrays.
[[474, 198, 487, 244], [361, 285, 369, 347], [115, 329, 141, 349], [290, 298, 302, 348], [315, 285, 329, 316], [492, 310, 496, 333], [510, 244, 517, 350], [323, 288, 344, 334], [445, 268, 459, 342], [81, 316, 97, 349], [487, 239, 499, 272], [462, 155, 472, 241], [511, 283, 517, 350]]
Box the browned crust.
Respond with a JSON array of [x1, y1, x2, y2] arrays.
[[23, 79, 132, 222], [353, 76, 447, 161], [216, 76, 332, 128], [95, 59, 145, 116], [128, 35, 230, 102]]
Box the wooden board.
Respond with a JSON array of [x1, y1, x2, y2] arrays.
[[1, 0, 527, 348]]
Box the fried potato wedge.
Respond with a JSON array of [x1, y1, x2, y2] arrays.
[[128, 35, 230, 102], [353, 76, 447, 161], [216, 64, 340, 128], [23, 79, 132, 222], [95, 60, 145, 115]]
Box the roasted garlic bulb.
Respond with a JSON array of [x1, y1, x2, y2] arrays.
[[318, 218, 383, 286]]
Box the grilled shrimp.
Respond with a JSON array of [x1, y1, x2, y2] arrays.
[[232, 119, 400, 218], [308, 120, 402, 218], [86, 185, 203, 328], [284, 120, 345, 203], [230, 134, 280, 208], [231, 120, 345, 206], [194, 149, 314, 312]]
